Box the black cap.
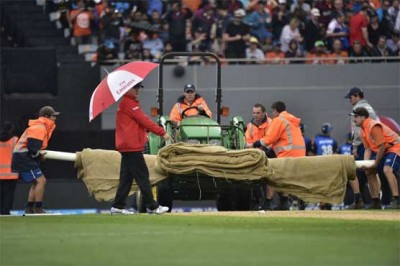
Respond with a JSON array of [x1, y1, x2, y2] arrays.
[[349, 107, 369, 118], [133, 82, 143, 89], [184, 83, 196, 92], [344, 87, 363, 98], [321, 122, 332, 134], [39, 106, 60, 117]]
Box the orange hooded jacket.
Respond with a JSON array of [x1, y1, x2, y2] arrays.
[[12, 117, 56, 172], [260, 111, 305, 158]]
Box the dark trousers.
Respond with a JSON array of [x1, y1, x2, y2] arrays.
[[112, 152, 158, 210], [225, 50, 246, 64], [0, 179, 17, 215]]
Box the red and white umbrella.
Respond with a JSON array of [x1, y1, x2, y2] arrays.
[[89, 61, 158, 122], [379, 116, 400, 133]]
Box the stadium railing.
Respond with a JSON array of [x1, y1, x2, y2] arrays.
[[97, 56, 400, 66]]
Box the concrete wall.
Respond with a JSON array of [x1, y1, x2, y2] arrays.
[[9, 63, 399, 210], [101, 63, 399, 144]]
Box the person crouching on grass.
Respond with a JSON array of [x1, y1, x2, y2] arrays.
[[352, 107, 400, 209], [11, 106, 60, 214]]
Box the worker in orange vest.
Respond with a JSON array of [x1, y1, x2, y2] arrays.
[[169, 83, 212, 126], [245, 103, 276, 210], [11, 106, 60, 214], [0, 121, 19, 215], [253, 101, 306, 210], [245, 103, 272, 148], [352, 107, 400, 209]]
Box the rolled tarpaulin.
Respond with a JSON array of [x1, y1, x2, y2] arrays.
[[73, 149, 166, 201], [156, 143, 357, 204], [43, 145, 373, 203]]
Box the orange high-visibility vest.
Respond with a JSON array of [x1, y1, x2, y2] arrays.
[[361, 118, 400, 155], [0, 137, 19, 180], [262, 111, 306, 158], [245, 116, 272, 145], [13, 118, 55, 155], [170, 96, 212, 122]]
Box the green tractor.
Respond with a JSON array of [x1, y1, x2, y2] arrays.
[[135, 52, 265, 212]]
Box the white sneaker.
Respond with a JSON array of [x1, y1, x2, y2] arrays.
[[110, 207, 135, 215], [147, 205, 169, 215]]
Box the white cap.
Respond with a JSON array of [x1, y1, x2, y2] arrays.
[[311, 8, 321, 17], [234, 8, 246, 17], [278, 0, 286, 4]]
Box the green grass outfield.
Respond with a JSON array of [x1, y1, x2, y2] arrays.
[[0, 211, 399, 266]]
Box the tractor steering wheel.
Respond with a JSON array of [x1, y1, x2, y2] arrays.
[[181, 106, 200, 118]]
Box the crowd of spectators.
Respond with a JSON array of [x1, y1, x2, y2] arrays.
[[46, 0, 400, 64]]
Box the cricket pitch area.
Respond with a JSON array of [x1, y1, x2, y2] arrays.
[[172, 209, 400, 221]]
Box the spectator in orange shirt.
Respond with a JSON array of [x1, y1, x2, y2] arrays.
[[266, 42, 285, 64], [306, 40, 329, 64], [69, 0, 94, 45], [368, 0, 382, 10], [182, 0, 202, 13], [328, 38, 349, 64]]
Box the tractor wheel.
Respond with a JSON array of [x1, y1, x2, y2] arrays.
[[216, 192, 233, 211], [234, 188, 252, 211], [216, 187, 253, 211]]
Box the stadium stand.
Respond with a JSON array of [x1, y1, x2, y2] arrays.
[[2, 1, 86, 64]]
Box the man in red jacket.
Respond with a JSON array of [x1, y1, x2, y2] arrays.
[[111, 82, 172, 215]]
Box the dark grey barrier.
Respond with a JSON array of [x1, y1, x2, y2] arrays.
[[101, 62, 400, 145], [1, 48, 57, 95]]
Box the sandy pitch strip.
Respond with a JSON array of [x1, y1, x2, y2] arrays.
[[170, 210, 400, 221]]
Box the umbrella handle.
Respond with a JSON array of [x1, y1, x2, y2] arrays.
[[42, 150, 77, 162]]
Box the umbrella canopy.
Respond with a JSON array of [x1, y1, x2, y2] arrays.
[[379, 116, 400, 133], [89, 61, 158, 122]]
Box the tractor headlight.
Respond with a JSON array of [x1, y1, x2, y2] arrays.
[[185, 139, 201, 144], [233, 117, 239, 126], [160, 117, 166, 128], [209, 139, 222, 146]]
